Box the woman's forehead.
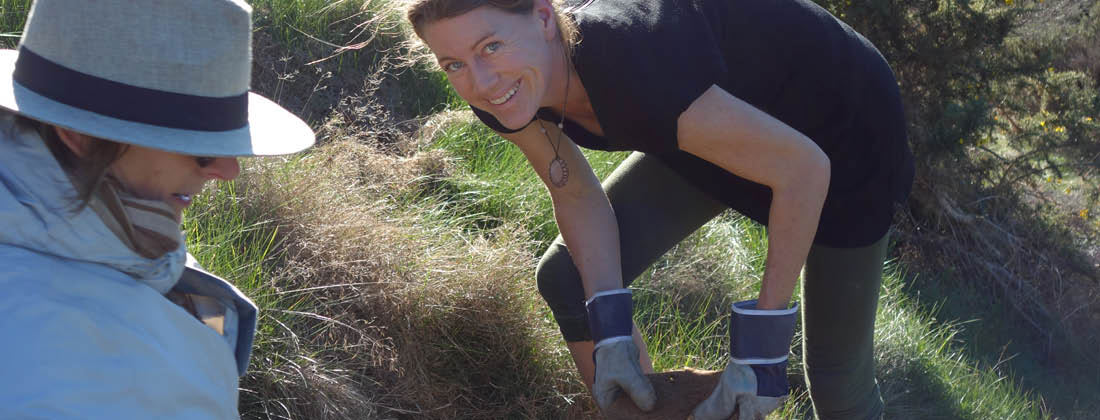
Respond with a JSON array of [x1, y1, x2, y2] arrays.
[[422, 6, 531, 54]]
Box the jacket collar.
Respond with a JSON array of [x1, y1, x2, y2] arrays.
[[0, 113, 185, 293]]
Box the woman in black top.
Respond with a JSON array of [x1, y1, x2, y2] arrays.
[[407, 0, 913, 418]]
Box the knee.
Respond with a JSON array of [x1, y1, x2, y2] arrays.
[[535, 242, 579, 308], [535, 243, 591, 342]]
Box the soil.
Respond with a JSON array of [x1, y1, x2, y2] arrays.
[[604, 368, 734, 420]]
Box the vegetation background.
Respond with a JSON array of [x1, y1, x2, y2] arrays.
[[2, 0, 1097, 418]]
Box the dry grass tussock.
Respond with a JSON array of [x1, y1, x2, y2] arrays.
[[225, 137, 587, 419]]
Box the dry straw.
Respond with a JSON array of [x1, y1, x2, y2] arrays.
[[221, 132, 587, 418]]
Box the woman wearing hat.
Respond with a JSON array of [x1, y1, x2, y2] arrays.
[[0, 0, 313, 417], [407, 0, 913, 418]]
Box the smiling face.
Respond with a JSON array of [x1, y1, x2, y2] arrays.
[[420, 3, 562, 130]]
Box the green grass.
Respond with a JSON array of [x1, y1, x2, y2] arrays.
[[180, 159, 335, 417], [252, 0, 469, 120], [251, 0, 376, 52], [426, 119, 630, 245], [184, 181, 282, 295], [897, 269, 1100, 418], [869, 267, 1050, 420], [0, 0, 28, 48]]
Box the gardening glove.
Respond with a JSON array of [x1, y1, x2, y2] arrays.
[[691, 299, 799, 420], [586, 289, 656, 412]]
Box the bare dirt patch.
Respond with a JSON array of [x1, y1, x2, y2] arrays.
[[605, 368, 726, 420]]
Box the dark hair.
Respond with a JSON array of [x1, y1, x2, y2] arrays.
[[406, 0, 579, 53], [17, 116, 128, 210]]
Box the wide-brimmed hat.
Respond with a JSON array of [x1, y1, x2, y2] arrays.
[[0, 0, 314, 157]]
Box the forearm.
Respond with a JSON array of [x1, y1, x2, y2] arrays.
[[552, 189, 623, 299], [503, 121, 624, 300], [757, 173, 828, 310], [676, 85, 830, 309]]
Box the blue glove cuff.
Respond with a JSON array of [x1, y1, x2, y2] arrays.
[[729, 299, 798, 364], [586, 289, 634, 346], [749, 362, 790, 398]]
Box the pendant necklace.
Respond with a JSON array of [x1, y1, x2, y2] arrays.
[[537, 45, 571, 188]]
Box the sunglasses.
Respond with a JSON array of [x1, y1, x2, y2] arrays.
[[194, 156, 215, 168]]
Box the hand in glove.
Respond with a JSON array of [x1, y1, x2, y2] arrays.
[[587, 289, 656, 412], [691, 299, 798, 420], [690, 361, 787, 420], [592, 337, 655, 410]]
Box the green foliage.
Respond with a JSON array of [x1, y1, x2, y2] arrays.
[[816, 0, 1099, 206], [822, 0, 1016, 155]]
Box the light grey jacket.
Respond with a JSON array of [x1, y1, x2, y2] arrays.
[[0, 114, 257, 419]]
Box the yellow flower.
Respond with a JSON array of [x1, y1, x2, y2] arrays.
[[1086, 117, 1094, 122], [1064, 187, 1072, 194], [1054, 126, 1066, 133], [1081, 209, 1090, 219]]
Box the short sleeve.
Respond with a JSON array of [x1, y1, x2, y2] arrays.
[[572, 0, 727, 153]]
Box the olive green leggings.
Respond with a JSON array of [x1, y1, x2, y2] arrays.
[[536, 152, 886, 419]]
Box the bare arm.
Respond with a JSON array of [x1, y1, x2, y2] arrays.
[[501, 121, 622, 298], [677, 85, 830, 310]]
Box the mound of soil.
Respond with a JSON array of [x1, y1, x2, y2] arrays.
[[605, 368, 734, 420]]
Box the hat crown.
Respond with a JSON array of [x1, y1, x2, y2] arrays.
[[20, 0, 253, 98], [0, 0, 315, 157]]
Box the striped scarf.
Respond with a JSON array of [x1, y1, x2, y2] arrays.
[[87, 177, 221, 332], [87, 177, 182, 260]]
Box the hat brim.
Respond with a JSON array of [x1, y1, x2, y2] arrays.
[[0, 49, 315, 157]]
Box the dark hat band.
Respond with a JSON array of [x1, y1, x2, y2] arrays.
[[13, 46, 248, 132]]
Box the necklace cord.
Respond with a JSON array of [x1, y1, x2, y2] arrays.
[[539, 39, 570, 156], [537, 38, 572, 188]]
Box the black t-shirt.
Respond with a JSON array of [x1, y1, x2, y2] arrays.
[[472, 0, 914, 248]]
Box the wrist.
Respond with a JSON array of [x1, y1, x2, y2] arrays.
[[757, 273, 797, 310], [729, 299, 799, 365], [753, 295, 791, 311], [586, 288, 633, 350], [728, 299, 798, 398]]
